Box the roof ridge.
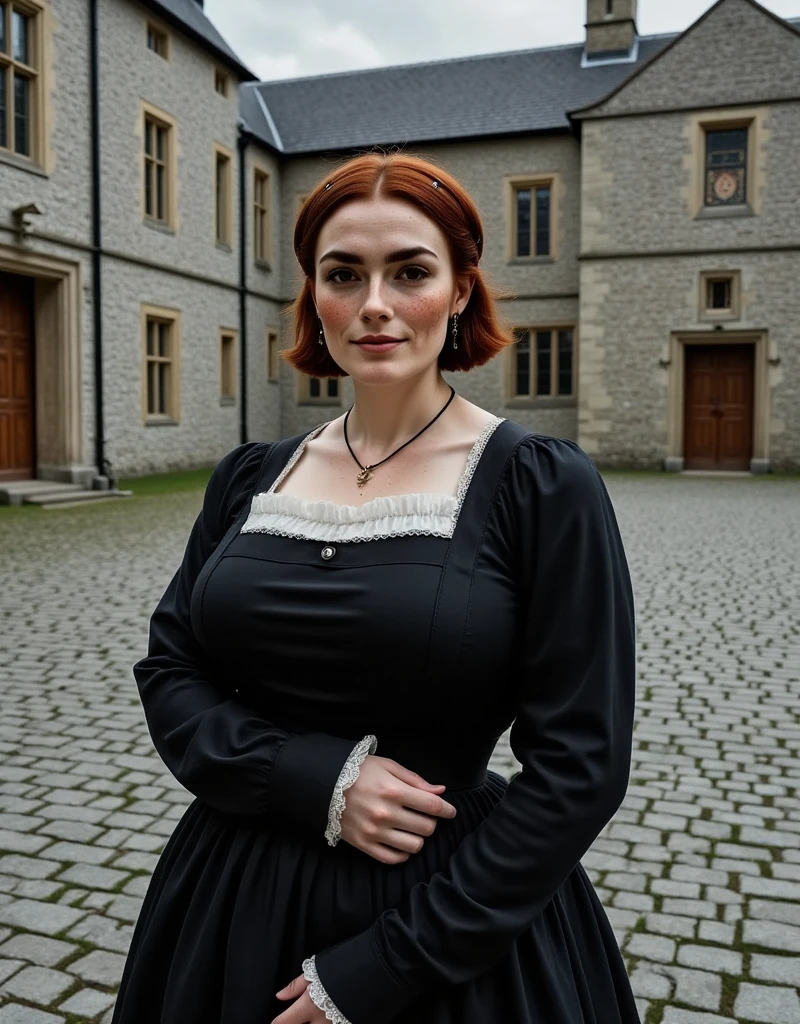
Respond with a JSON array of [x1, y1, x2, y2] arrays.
[[254, 29, 682, 89]]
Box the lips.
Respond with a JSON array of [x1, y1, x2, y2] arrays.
[[352, 342, 405, 350]]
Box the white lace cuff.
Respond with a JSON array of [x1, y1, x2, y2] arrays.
[[324, 733, 378, 847], [303, 954, 351, 1023]]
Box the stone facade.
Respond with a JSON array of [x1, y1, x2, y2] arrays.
[[575, 0, 800, 469], [0, 0, 797, 478]]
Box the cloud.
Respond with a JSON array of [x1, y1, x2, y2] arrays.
[[207, 0, 800, 82]]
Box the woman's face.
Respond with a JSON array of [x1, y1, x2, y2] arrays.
[[310, 195, 473, 385]]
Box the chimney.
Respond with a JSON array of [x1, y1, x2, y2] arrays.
[[585, 0, 638, 60]]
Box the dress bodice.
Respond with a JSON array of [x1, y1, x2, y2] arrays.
[[190, 415, 523, 788]]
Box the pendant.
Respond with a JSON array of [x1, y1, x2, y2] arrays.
[[356, 466, 373, 488]]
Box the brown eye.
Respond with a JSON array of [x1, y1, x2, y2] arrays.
[[399, 266, 429, 282]]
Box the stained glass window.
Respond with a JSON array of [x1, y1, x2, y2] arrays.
[[705, 128, 748, 206]]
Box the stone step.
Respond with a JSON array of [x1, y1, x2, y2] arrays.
[[25, 489, 133, 507], [41, 492, 134, 509], [0, 479, 85, 494]]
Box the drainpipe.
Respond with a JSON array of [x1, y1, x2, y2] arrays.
[[89, 0, 109, 485], [237, 124, 252, 445]]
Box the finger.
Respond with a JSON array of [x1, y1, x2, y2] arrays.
[[391, 807, 440, 837], [399, 785, 458, 819], [364, 842, 410, 865], [383, 828, 428, 855], [275, 974, 307, 1000], [386, 762, 447, 791], [270, 992, 310, 1024]]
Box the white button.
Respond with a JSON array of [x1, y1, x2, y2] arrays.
[[321, 545, 336, 560]]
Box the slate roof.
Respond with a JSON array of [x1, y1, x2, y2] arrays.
[[141, 0, 256, 81], [240, 13, 800, 156]]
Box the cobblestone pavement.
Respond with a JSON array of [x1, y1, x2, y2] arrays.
[[1, 473, 799, 1024]]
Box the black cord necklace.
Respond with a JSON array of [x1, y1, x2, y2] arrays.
[[343, 384, 457, 488]]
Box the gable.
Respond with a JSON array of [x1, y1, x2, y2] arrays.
[[574, 0, 800, 119]]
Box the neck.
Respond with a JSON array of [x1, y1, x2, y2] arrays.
[[345, 372, 455, 461]]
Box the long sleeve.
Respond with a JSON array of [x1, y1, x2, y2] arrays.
[[133, 442, 366, 834], [311, 436, 637, 1023]]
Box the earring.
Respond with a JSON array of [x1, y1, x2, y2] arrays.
[[318, 319, 324, 346], [451, 311, 459, 350]]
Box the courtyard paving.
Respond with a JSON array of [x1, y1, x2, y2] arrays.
[[0, 471, 798, 1024]]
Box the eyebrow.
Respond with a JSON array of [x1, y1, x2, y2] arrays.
[[318, 246, 439, 265]]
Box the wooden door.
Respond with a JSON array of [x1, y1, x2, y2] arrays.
[[0, 273, 35, 481], [684, 344, 754, 471]]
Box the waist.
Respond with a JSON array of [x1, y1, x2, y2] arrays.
[[371, 731, 498, 791]]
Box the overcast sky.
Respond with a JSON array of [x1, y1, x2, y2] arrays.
[[205, 0, 800, 82]]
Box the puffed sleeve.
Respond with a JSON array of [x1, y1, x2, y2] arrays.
[[133, 442, 369, 835], [309, 436, 637, 1023]]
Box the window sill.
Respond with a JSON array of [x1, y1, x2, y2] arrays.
[[297, 399, 341, 407], [216, 240, 233, 253], [144, 217, 176, 235], [145, 417, 180, 427], [695, 204, 755, 221], [504, 396, 576, 410], [0, 148, 47, 177], [254, 259, 273, 271], [507, 256, 554, 266], [220, 396, 236, 406], [267, 377, 279, 384], [699, 310, 740, 322]]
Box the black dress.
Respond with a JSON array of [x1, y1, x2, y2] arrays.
[[111, 416, 640, 1024]]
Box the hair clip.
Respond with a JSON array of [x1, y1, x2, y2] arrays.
[[325, 182, 333, 190], [431, 180, 440, 188]]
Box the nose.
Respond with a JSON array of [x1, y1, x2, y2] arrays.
[[359, 276, 393, 321]]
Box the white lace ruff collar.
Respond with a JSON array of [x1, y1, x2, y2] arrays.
[[240, 415, 504, 543]]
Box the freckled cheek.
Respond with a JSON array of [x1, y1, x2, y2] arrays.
[[316, 297, 352, 332], [401, 293, 449, 330]]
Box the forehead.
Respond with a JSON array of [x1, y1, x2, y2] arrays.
[[315, 196, 447, 255]]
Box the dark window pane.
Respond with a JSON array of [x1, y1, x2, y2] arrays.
[[216, 157, 225, 239], [144, 118, 153, 156], [144, 161, 153, 216], [158, 362, 169, 414], [13, 71, 28, 155], [309, 377, 320, 398], [535, 186, 551, 256], [0, 68, 6, 148], [156, 124, 165, 161], [156, 164, 164, 220], [146, 320, 154, 356], [327, 378, 338, 398], [515, 329, 530, 396], [709, 279, 731, 309], [557, 330, 572, 395], [12, 8, 28, 64], [536, 330, 551, 396], [516, 189, 530, 257], [706, 129, 747, 169], [0, 4, 6, 53], [158, 323, 168, 358], [147, 361, 156, 415]]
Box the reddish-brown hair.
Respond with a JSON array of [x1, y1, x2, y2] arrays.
[[282, 150, 516, 377]]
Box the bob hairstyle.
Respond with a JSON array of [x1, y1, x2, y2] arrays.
[[282, 150, 516, 377]]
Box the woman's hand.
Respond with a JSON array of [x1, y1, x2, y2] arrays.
[[271, 975, 326, 1024], [340, 755, 457, 864]]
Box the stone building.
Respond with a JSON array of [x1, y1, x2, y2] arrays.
[[1, 0, 797, 493]]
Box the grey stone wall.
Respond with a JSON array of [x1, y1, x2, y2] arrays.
[[577, 0, 800, 469], [577, 252, 800, 469], [98, 0, 242, 287], [584, 0, 800, 117]]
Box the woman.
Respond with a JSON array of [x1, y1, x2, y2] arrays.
[[112, 152, 640, 1024]]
